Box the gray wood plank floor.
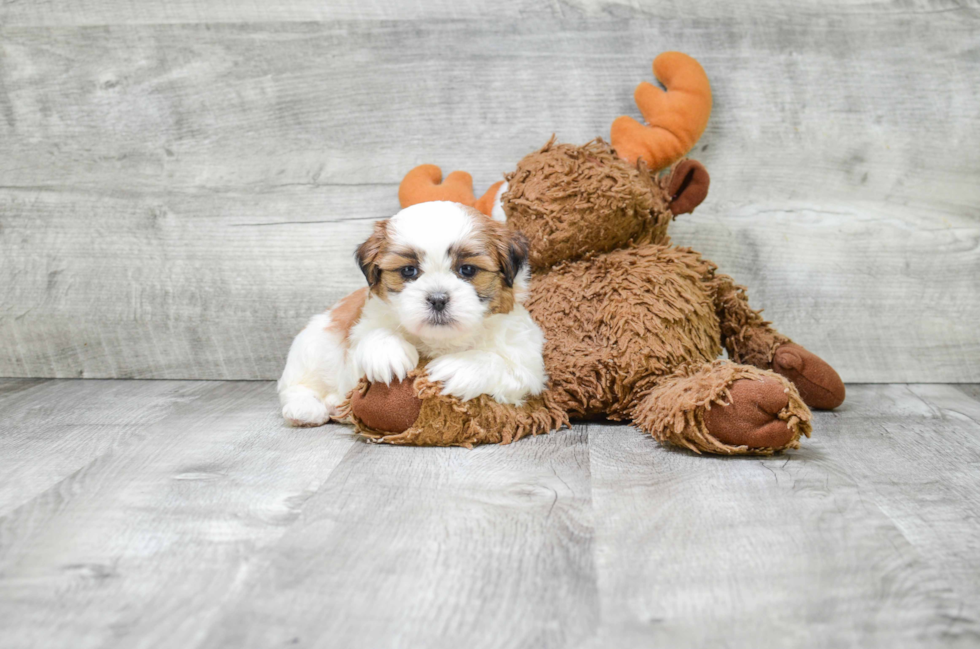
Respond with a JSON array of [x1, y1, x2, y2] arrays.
[[1, 380, 979, 647]]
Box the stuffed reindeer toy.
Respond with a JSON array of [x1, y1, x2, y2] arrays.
[[340, 52, 845, 454]]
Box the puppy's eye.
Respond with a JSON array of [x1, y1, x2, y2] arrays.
[[458, 264, 477, 278], [400, 266, 419, 280]]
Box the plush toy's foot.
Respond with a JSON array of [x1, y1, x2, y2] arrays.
[[631, 361, 812, 455], [702, 377, 796, 448], [771, 343, 845, 410]]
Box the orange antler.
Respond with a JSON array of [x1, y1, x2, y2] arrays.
[[398, 165, 501, 217], [610, 52, 712, 171]]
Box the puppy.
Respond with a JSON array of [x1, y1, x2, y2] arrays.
[[278, 201, 547, 427]]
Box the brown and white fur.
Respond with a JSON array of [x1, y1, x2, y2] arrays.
[[278, 201, 547, 427]]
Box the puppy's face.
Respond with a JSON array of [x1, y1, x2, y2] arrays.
[[355, 201, 529, 341]]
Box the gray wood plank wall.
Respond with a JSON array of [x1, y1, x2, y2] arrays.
[[1, 1, 978, 381]]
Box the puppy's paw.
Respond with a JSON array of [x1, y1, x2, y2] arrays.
[[426, 353, 493, 403], [355, 335, 419, 385], [282, 393, 331, 427]]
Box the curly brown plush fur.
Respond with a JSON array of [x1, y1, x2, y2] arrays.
[[349, 369, 569, 448], [506, 142, 815, 453], [352, 138, 842, 455], [503, 138, 672, 270], [710, 275, 792, 368], [526, 244, 722, 419], [632, 361, 811, 455]]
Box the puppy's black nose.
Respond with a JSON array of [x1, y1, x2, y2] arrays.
[[427, 292, 450, 312]]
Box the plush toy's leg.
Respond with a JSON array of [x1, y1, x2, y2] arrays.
[[710, 274, 845, 409], [631, 361, 812, 455], [346, 372, 569, 448]]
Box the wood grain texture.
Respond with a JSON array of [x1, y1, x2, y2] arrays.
[[0, 0, 551, 25], [0, 379, 359, 649], [585, 395, 980, 647], [1, 380, 979, 647], [829, 384, 980, 621], [0, 378, 223, 515], [0, 2, 978, 380], [0, 0, 972, 25], [201, 425, 597, 649]]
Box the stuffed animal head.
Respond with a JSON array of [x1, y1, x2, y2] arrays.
[[397, 51, 713, 271], [502, 138, 709, 270]]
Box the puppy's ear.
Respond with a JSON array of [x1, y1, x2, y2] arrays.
[[355, 220, 388, 287], [495, 228, 529, 288]]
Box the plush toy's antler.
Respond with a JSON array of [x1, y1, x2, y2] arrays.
[[611, 52, 712, 171], [398, 164, 502, 217]]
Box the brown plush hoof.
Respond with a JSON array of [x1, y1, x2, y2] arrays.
[[349, 378, 422, 434], [703, 377, 795, 449], [772, 343, 845, 410]]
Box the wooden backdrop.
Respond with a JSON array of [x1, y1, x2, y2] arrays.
[[1, 1, 978, 382]]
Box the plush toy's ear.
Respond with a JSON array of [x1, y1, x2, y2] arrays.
[[354, 220, 388, 287], [611, 52, 712, 171], [398, 165, 498, 217], [666, 159, 710, 215]]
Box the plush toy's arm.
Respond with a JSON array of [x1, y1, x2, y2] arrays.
[[346, 367, 568, 448], [710, 273, 791, 369], [709, 273, 845, 410]]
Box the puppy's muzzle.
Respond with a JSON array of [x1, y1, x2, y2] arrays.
[[427, 292, 450, 313]]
